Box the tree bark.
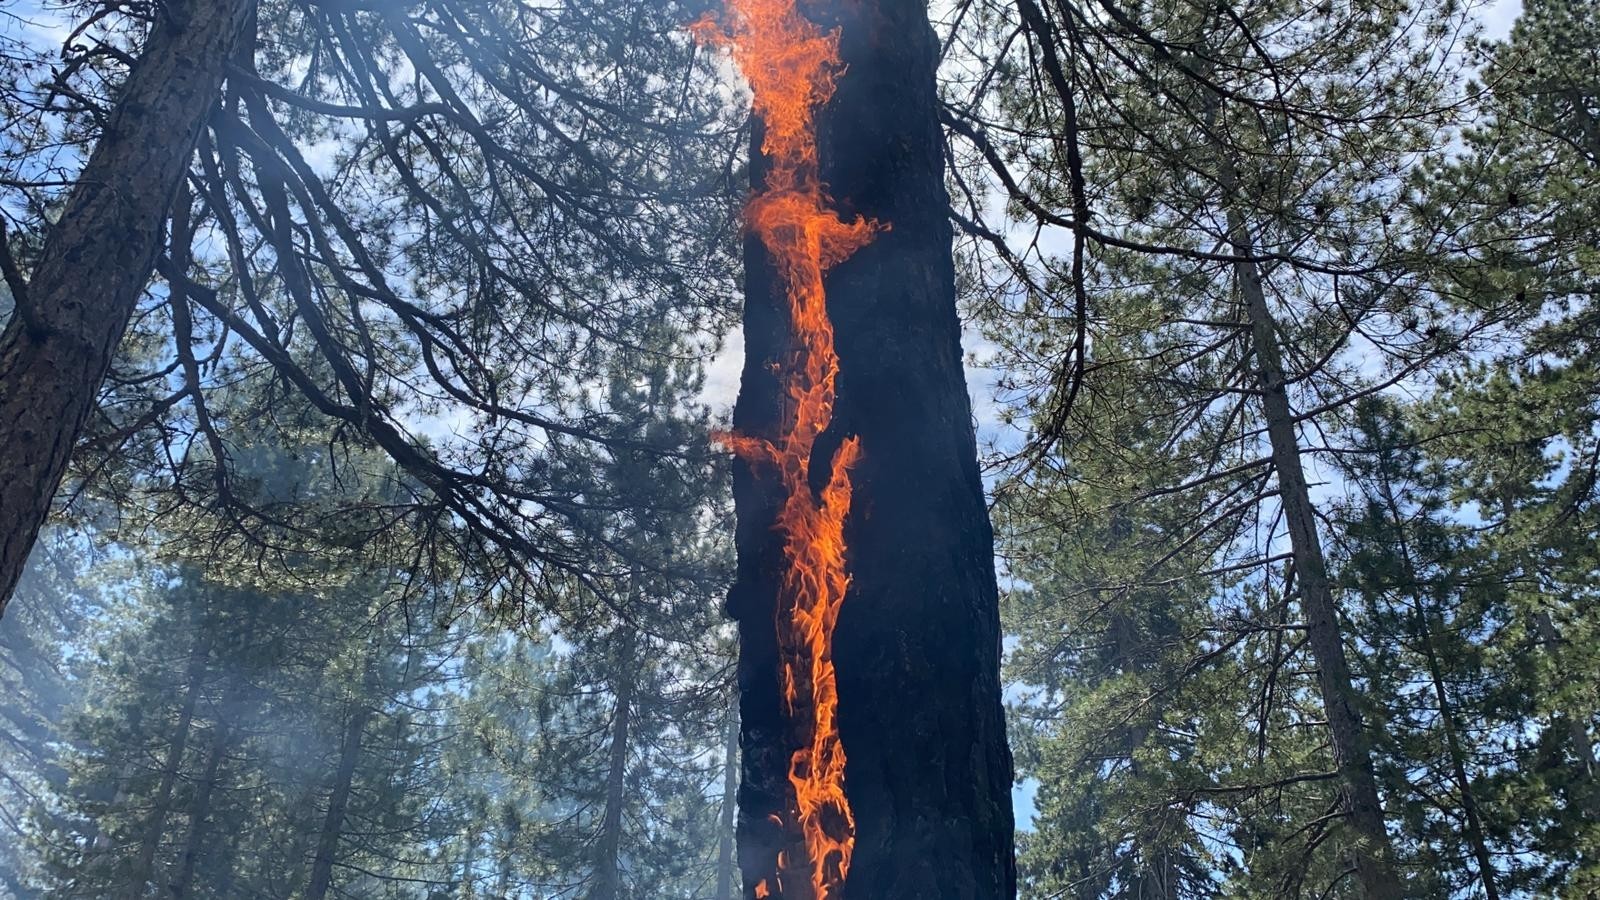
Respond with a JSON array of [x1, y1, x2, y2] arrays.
[[0, 0, 256, 617], [727, 0, 1016, 895], [1225, 206, 1402, 898]]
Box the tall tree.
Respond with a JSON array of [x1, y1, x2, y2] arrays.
[[946, 0, 1490, 891], [0, 0, 255, 614], [1333, 400, 1508, 899], [704, 0, 1016, 895]]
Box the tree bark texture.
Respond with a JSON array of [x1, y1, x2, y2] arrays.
[[0, 0, 256, 617], [727, 0, 1017, 896]]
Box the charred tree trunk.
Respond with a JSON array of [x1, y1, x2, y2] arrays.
[[0, 0, 256, 616], [126, 631, 209, 899], [1226, 210, 1402, 898], [716, 706, 740, 900], [727, 0, 1015, 896]]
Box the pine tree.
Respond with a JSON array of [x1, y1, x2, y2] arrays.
[[948, 0, 1493, 890]]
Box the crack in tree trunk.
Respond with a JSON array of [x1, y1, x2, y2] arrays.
[[727, 0, 1016, 894]]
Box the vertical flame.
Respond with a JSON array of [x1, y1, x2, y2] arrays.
[[695, 1, 879, 897]]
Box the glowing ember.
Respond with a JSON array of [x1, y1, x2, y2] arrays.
[[694, 0, 879, 895]]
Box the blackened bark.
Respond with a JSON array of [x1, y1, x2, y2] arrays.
[[0, 0, 256, 617], [727, 0, 1016, 895], [1226, 208, 1402, 898]]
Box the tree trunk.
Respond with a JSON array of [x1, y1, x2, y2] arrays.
[[1532, 609, 1600, 816], [727, 0, 1015, 895], [1226, 207, 1402, 898], [126, 631, 209, 899], [1415, 610, 1499, 899], [716, 706, 740, 900], [590, 630, 635, 900], [0, 0, 256, 617], [305, 664, 376, 900], [1379, 488, 1498, 900], [168, 700, 235, 899]]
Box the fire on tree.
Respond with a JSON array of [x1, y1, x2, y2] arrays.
[[693, 0, 877, 895], [698, 0, 1019, 895]]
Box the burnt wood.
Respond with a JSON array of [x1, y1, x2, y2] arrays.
[[727, 0, 1018, 896]]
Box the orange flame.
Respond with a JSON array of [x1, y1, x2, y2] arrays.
[[695, 0, 879, 896]]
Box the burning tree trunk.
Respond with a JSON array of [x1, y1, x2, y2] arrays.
[[703, 0, 1016, 896]]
